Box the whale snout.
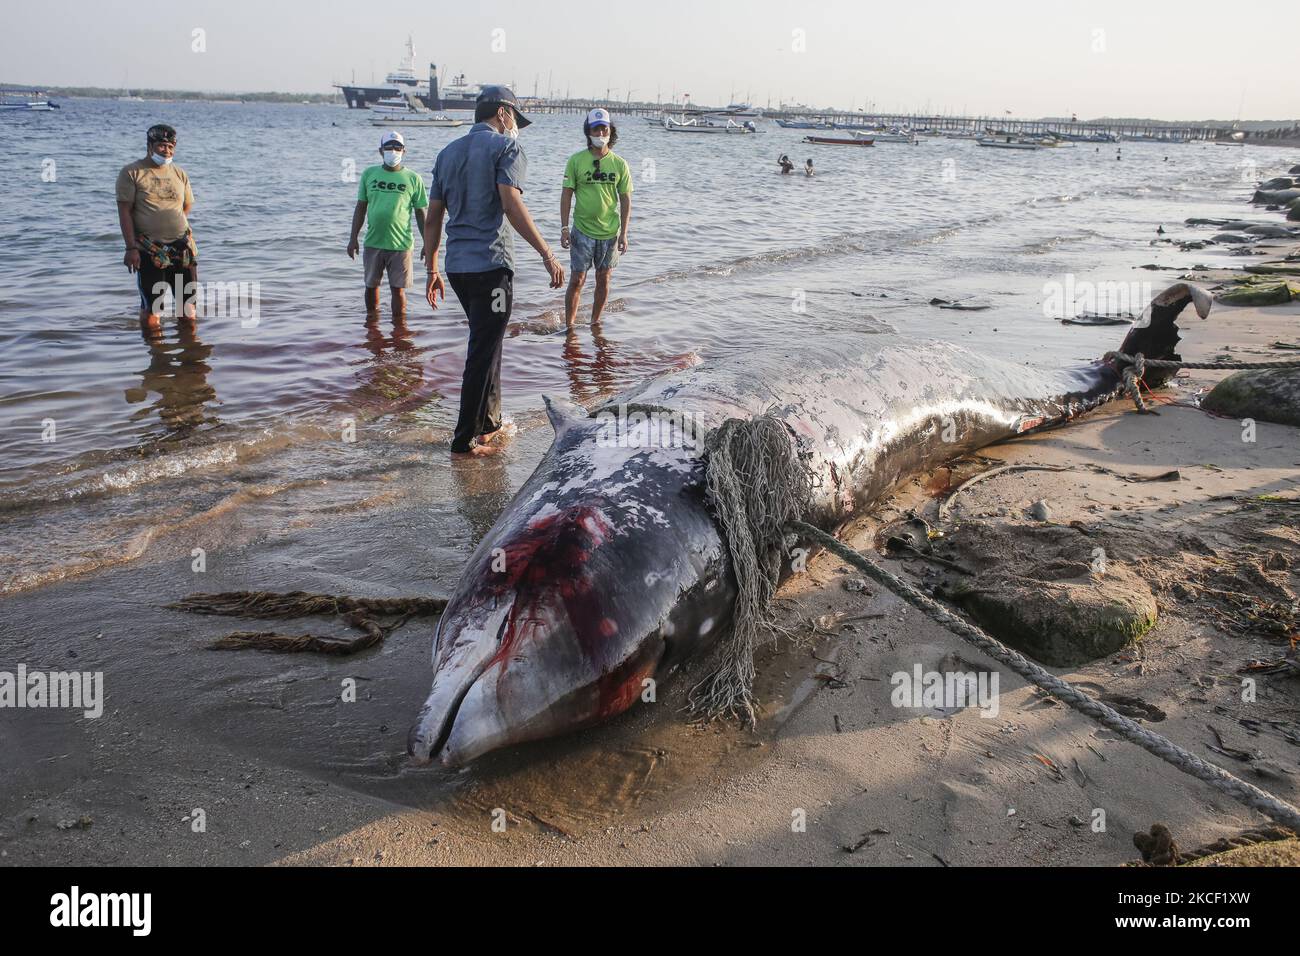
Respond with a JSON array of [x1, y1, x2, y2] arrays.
[[408, 494, 689, 766]]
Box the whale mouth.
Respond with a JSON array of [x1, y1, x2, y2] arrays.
[[406, 670, 480, 766], [406, 609, 510, 766]]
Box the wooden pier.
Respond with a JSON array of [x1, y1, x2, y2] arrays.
[[524, 100, 1273, 143]]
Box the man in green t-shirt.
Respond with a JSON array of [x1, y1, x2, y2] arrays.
[[560, 108, 632, 328], [348, 131, 429, 319]]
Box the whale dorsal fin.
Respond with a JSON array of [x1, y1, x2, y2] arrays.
[[543, 395, 589, 435]]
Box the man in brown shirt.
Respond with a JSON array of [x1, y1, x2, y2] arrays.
[[115, 124, 197, 336]]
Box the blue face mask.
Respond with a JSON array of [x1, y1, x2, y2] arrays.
[[151, 151, 173, 166]]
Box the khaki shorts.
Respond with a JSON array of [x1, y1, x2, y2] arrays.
[[363, 246, 413, 288]]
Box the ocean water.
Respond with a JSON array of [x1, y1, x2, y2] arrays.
[[0, 99, 1294, 595]]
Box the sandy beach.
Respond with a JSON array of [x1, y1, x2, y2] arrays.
[[4, 229, 1297, 867]]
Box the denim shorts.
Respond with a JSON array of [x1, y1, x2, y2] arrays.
[[569, 226, 620, 273]]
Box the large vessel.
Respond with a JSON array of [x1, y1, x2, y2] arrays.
[[335, 37, 485, 111]]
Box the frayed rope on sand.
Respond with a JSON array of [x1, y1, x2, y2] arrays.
[[166, 590, 446, 655]]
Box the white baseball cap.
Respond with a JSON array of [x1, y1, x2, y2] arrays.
[[586, 108, 611, 127], [378, 130, 405, 149]]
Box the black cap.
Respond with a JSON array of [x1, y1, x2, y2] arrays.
[[147, 123, 177, 144], [476, 85, 531, 128]]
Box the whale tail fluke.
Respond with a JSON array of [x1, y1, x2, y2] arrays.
[[1116, 283, 1212, 387]]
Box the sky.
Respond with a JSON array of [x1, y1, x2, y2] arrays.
[[3, 0, 1297, 121]]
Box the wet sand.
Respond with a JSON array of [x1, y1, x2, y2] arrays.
[[4, 254, 1297, 867]]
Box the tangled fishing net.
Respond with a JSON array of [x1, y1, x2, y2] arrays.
[[690, 412, 814, 723]]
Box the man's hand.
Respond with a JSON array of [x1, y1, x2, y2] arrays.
[[419, 246, 428, 265], [425, 271, 446, 309], [617, 233, 629, 255], [347, 238, 360, 260], [124, 249, 140, 273], [560, 226, 571, 250], [543, 254, 564, 290]]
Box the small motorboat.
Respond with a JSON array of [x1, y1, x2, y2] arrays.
[[1061, 312, 1135, 326], [849, 128, 916, 145], [369, 93, 465, 127], [776, 118, 834, 130], [976, 135, 1041, 150], [662, 114, 756, 134], [803, 135, 874, 147], [1, 91, 60, 111]]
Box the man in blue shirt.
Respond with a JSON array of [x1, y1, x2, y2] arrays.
[[424, 86, 564, 457]]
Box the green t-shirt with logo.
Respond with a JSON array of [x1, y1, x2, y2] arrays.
[[562, 149, 632, 241], [357, 165, 429, 251]]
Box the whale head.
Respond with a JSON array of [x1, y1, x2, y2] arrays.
[[408, 397, 729, 766]]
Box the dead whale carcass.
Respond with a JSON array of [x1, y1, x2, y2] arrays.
[[408, 284, 1212, 766]]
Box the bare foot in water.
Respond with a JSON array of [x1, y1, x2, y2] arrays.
[[450, 442, 501, 459], [478, 419, 517, 446]]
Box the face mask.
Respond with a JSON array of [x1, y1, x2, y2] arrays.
[[382, 150, 402, 167], [150, 151, 173, 166], [590, 135, 609, 148], [504, 124, 518, 141]]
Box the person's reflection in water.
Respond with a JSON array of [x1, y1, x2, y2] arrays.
[[561, 321, 622, 404], [446, 432, 511, 542], [124, 321, 218, 437], [352, 315, 430, 414]]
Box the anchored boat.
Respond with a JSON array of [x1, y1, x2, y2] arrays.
[[803, 135, 874, 147], [368, 93, 464, 127], [776, 118, 834, 130], [849, 128, 917, 145], [0, 91, 60, 112], [662, 114, 757, 134], [976, 135, 1041, 150]]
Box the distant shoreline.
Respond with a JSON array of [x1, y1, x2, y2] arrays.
[[3, 83, 1300, 128], [1, 84, 342, 105]]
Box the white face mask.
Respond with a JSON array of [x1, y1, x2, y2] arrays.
[[382, 150, 402, 167], [150, 152, 173, 166], [590, 135, 609, 148], [504, 124, 518, 141]]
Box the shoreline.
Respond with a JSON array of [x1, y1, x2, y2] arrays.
[[2, 164, 1298, 867]]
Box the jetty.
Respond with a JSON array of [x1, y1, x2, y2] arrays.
[[525, 99, 1296, 144]]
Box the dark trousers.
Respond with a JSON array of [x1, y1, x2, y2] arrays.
[[136, 241, 198, 315], [448, 268, 512, 452]]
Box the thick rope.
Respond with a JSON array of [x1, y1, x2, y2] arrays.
[[1131, 822, 1298, 866], [166, 590, 447, 655], [788, 517, 1300, 835], [1104, 351, 1300, 415], [698, 412, 1300, 834]]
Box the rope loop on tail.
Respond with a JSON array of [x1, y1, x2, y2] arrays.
[[166, 591, 447, 655], [1103, 351, 1300, 415], [699, 411, 1300, 835]]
